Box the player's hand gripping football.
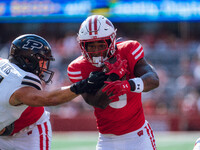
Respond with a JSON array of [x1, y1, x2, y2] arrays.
[[103, 54, 128, 81], [102, 80, 131, 100], [70, 71, 108, 94]]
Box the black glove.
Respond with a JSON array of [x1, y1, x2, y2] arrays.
[[70, 71, 108, 94], [0, 122, 14, 136]]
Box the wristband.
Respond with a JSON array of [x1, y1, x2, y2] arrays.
[[129, 78, 144, 93]]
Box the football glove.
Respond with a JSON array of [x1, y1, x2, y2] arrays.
[[102, 80, 131, 100], [70, 71, 108, 94], [102, 78, 144, 100], [104, 54, 128, 81]]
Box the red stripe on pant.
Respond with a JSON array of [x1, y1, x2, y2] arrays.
[[147, 123, 156, 149], [44, 122, 49, 150], [37, 122, 49, 150], [37, 124, 43, 150], [145, 123, 157, 150]]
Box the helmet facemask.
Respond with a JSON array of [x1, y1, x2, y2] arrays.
[[80, 32, 116, 67], [37, 54, 54, 84]]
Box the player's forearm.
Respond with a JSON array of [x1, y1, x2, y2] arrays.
[[17, 86, 78, 107], [140, 72, 159, 92], [41, 86, 78, 106]]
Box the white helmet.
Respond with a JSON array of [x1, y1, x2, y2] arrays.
[[78, 15, 117, 67]]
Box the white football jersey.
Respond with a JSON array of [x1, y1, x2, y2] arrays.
[[0, 59, 42, 131]]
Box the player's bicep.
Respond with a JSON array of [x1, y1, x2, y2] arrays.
[[134, 58, 159, 92], [9, 74, 45, 106], [9, 86, 45, 106], [134, 58, 157, 77]]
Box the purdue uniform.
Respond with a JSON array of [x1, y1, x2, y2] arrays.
[[0, 59, 51, 150], [0, 34, 53, 150]]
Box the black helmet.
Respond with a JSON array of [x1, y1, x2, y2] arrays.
[[9, 34, 55, 83]]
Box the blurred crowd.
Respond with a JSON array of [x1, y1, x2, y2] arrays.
[[1, 24, 200, 119], [139, 33, 200, 117]]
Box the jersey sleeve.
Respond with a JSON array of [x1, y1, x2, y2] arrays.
[[67, 64, 83, 83], [21, 73, 42, 90], [67, 56, 94, 83], [1, 66, 42, 106], [122, 40, 144, 69], [128, 40, 144, 62]]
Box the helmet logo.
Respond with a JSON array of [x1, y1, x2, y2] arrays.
[[88, 15, 99, 35], [22, 39, 43, 50]]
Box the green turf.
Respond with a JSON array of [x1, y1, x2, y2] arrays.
[[155, 132, 198, 150], [51, 132, 98, 150], [51, 131, 200, 150]]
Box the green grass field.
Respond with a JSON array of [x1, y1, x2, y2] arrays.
[[51, 131, 200, 150]]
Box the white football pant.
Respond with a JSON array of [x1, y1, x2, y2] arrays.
[[96, 120, 157, 150], [0, 111, 52, 150]]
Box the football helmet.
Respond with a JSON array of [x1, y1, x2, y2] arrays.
[[78, 15, 117, 67], [9, 34, 55, 83]]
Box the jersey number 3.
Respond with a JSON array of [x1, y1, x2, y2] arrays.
[[109, 94, 127, 109]]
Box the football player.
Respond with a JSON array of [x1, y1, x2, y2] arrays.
[[0, 34, 106, 150], [67, 15, 159, 150]]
